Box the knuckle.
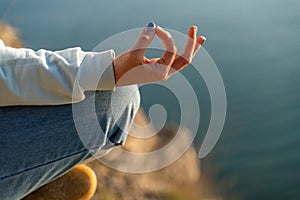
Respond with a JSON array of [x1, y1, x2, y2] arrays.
[[127, 50, 138, 57], [178, 59, 190, 67], [184, 59, 192, 65], [161, 75, 169, 81], [163, 32, 172, 40], [160, 72, 169, 81], [180, 55, 192, 66], [128, 48, 142, 57], [140, 34, 151, 41], [172, 45, 178, 54]]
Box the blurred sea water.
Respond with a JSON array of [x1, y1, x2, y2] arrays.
[[1, 0, 300, 199]]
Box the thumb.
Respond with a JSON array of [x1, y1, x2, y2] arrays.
[[131, 22, 156, 56]]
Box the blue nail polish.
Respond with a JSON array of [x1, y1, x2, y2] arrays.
[[145, 22, 155, 32]]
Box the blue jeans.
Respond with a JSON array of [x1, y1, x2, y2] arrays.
[[0, 85, 140, 200]]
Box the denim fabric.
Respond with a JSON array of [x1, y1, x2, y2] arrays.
[[0, 85, 140, 200]]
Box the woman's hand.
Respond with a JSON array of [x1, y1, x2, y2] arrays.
[[113, 22, 206, 86]]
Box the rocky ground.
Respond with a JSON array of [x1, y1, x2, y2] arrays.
[[86, 110, 217, 200]]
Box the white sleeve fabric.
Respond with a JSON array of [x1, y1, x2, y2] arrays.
[[0, 40, 116, 106]]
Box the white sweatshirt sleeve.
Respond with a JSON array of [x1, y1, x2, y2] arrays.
[[0, 40, 116, 106]]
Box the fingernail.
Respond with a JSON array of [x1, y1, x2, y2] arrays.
[[201, 37, 207, 45], [193, 25, 197, 32], [145, 22, 156, 32]]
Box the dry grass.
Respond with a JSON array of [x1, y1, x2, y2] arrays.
[[0, 21, 23, 48]]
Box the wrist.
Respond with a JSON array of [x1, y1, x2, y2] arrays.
[[112, 58, 123, 86]]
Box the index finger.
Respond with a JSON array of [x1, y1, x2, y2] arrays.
[[131, 22, 156, 56], [155, 26, 177, 66]]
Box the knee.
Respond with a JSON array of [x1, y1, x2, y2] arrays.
[[94, 85, 140, 146], [74, 85, 140, 155], [111, 85, 141, 121], [106, 85, 140, 145]]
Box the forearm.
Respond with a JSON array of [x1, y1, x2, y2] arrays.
[[0, 40, 116, 106]]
